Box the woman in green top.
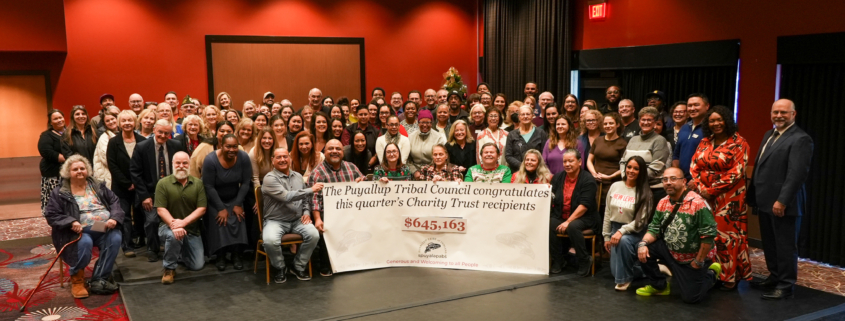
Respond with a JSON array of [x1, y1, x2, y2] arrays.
[[373, 143, 413, 181], [464, 143, 512, 183]]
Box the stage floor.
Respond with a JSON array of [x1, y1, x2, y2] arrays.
[[119, 264, 845, 321]]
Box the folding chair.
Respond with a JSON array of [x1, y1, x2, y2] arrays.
[[556, 182, 602, 276], [253, 186, 311, 284]]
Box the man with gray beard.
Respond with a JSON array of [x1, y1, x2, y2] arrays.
[[154, 151, 207, 284]]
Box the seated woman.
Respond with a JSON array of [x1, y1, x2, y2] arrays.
[[464, 143, 512, 183], [549, 149, 598, 277], [415, 144, 463, 182], [603, 156, 653, 291], [511, 149, 552, 184], [373, 143, 413, 181], [343, 131, 374, 175], [44, 155, 123, 298]]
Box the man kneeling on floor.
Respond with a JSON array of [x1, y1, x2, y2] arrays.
[[155, 152, 207, 284], [635, 167, 721, 303], [262, 147, 322, 283]]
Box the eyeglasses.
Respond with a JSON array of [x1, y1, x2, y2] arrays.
[[661, 177, 683, 183], [606, 90, 620, 95], [387, 123, 399, 127], [647, 97, 661, 102], [585, 119, 597, 123], [386, 150, 399, 155]]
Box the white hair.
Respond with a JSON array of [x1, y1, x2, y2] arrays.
[[154, 119, 173, 129], [539, 91, 554, 99], [60, 155, 93, 179]]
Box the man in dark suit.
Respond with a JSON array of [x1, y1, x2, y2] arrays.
[[107, 120, 147, 257], [748, 99, 813, 300], [130, 119, 184, 262]]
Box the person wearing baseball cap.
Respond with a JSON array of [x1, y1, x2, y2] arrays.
[[263, 92, 275, 108], [90, 93, 116, 128], [646, 90, 671, 125], [446, 91, 468, 124]]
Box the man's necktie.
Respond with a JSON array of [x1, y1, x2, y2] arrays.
[[762, 131, 780, 158], [159, 145, 166, 178]]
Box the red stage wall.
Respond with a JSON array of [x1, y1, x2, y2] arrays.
[[572, 0, 845, 159], [2, 0, 477, 114]]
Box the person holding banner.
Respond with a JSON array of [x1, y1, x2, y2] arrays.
[[511, 149, 552, 184], [414, 144, 463, 182], [549, 149, 598, 276], [310, 139, 364, 276], [373, 143, 413, 181], [262, 147, 323, 283], [464, 143, 512, 183]]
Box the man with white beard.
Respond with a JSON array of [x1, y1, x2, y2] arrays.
[[154, 151, 208, 284]]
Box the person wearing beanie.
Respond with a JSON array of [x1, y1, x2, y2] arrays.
[[446, 91, 468, 123], [407, 109, 446, 172]]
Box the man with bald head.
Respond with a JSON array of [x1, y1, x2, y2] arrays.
[[635, 167, 720, 303], [423, 89, 437, 110], [309, 88, 328, 114], [262, 148, 323, 283], [129, 93, 144, 115], [436, 89, 449, 105], [537, 91, 554, 119], [155, 151, 207, 284], [748, 99, 813, 300], [309, 139, 364, 276]]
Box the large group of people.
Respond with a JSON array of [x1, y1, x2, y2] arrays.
[[38, 83, 812, 304]]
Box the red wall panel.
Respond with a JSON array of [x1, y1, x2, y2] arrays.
[[572, 0, 845, 161], [53, 0, 477, 112], [0, 0, 67, 52]]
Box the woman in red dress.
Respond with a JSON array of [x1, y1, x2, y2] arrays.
[[689, 105, 751, 290]]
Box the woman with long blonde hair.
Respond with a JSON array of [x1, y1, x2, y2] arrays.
[[512, 149, 552, 184], [202, 105, 221, 138], [136, 108, 157, 139]]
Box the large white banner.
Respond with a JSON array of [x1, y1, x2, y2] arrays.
[[322, 181, 551, 275]]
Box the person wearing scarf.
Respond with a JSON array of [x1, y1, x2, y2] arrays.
[[407, 110, 446, 172]]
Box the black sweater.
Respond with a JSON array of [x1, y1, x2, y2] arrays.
[[38, 130, 72, 177], [550, 168, 598, 225]]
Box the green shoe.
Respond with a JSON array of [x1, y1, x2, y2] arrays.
[[708, 262, 722, 276], [636, 284, 670, 296]]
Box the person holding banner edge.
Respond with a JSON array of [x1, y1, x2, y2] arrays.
[[549, 149, 598, 276], [310, 139, 364, 276], [262, 147, 323, 283]]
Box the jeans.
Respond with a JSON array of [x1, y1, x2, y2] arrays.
[[72, 226, 122, 281], [144, 207, 161, 253], [641, 239, 716, 303], [608, 222, 644, 284], [159, 225, 205, 270], [263, 219, 320, 272]]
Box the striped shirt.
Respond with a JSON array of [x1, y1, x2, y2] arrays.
[[309, 160, 363, 212]]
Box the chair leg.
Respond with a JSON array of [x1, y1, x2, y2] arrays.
[[308, 258, 312, 278], [253, 245, 260, 274], [591, 236, 596, 276], [59, 257, 64, 288], [265, 257, 270, 285]]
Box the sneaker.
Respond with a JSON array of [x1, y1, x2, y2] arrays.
[[708, 262, 722, 277], [320, 267, 333, 277], [615, 282, 631, 291], [577, 257, 593, 277], [274, 270, 287, 284], [292, 268, 311, 281], [88, 279, 116, 295], [636, 284, 671, 296], [550, 263, 563, 274], [162, 269, 175, 285]]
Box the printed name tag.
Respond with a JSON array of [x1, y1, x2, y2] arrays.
[[692, 134, 699, 138]]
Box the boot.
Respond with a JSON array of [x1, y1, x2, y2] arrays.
[[71, 270, 89, 298]]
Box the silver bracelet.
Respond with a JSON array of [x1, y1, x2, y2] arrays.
[[637, 241, 648, 248]]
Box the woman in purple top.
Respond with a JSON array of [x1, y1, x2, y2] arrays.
[[542, 115, 587, 175]]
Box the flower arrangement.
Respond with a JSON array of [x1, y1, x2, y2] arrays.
[[441, 67, 467, 99]]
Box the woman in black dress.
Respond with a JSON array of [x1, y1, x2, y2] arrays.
[[38, 109, 72, 213], [202, 134, 253, 271]]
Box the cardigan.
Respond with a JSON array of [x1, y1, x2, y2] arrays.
[[504, 126, 548, 173], [550, 169, 598, 225], [38, 130, 72, 177]]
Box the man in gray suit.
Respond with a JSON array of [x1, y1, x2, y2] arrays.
[[748, 99, 813, 300]]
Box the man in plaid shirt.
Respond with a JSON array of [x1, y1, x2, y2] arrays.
[[309, 139, 364, 276]]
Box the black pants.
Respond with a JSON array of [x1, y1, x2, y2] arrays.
[[549, 215, 596, 266], [758, 211, 800, 290], [641, 239, 715, 303], [118, 198, 139, 251]]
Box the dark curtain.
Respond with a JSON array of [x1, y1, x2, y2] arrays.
[[483, 0, 572, 103], [779, 63, 845, 265], [618, 66, 738, 109]]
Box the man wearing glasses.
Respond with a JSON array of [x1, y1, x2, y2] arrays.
[[600, 86, 621, 114], [645, 90, 671, 125], [672, 93, 710, 180], [634, 167, 721, 303], [129, 94, 144, 115], [375, 116, 410, 164]]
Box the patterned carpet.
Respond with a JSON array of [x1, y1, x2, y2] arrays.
[[0, 217, 842, 321]]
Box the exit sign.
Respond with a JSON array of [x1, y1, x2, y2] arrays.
[[588, 0, 607, 20]]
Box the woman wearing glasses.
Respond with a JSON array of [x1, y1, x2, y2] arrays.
[[619, 107, 671, 205]]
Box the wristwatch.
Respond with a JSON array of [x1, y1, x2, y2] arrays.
[[693, 259, 705, 268], [637, 241, 647, 248]]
